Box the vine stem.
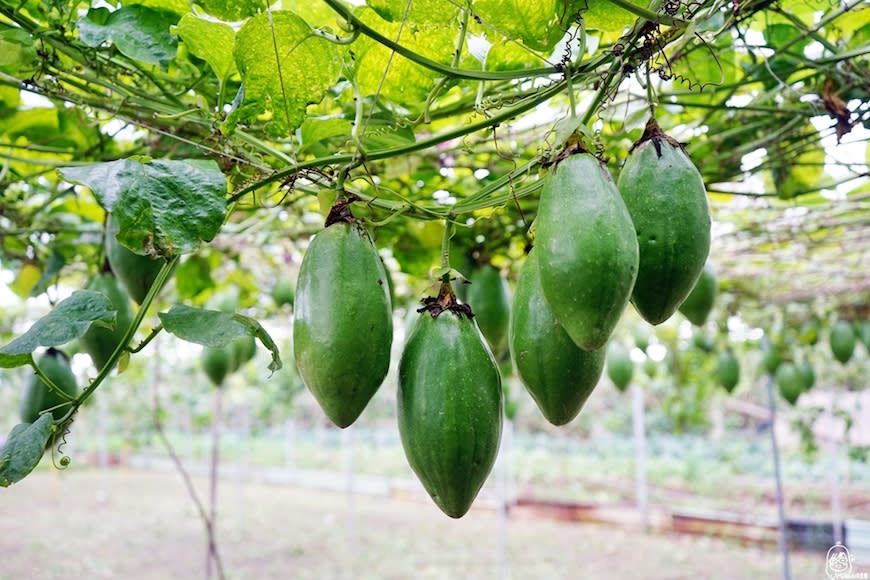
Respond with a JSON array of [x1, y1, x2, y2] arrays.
[[58, 255, 179, 425], [206, 385, 224, 580], [151, 336, 226, 580], [441, 219, 452, 272]]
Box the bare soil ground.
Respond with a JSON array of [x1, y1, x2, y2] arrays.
[[0, 468, 829, 579]]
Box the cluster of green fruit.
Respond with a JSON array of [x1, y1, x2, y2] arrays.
[[20, 216, 167, 432], [765, 318, 870, 406], [292, 120, 711, 518]]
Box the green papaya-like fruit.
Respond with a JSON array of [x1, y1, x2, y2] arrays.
[[617, 119, 711, 325], [20, 348, 78, 423], [467, 265, 511, 360], [643, 357, 658, 378], [536, 152, 639, 351], [227, 334, 256, 373], [762, 346, 782, 375], [830, 320, 856, 364], [79, 268, 134, 371], [678, 264, 716, 326], [509, 248, 605, 426], [202, 346, 232, 387], [798, 321, 819, 346], [271, 275, 295, 308], [634, 325, 651, 352], [398, 283, 502, 518], [859, 321, 870, 352], [715, 350, 740, 393], [106, 214, 167, 305], [294, 213, 393, 428], [606, 343, 633, 392], [796, 360, 815, 391], [692, 330, 714, 353], [776, 362, 802, 406]]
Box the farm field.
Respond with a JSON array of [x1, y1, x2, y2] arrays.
[[0, 468, 829, 580]]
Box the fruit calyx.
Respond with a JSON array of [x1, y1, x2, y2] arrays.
[[324, 194, 360, 227], [631, 117, 682, 157], [419, 281, 474, 320], [542, 134, 600, 169]]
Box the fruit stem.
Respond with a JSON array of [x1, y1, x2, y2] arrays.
[[418, 280, 474, 320]]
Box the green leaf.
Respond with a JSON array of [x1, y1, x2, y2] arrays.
[[299, 118, 353, 153], [583, 0, 644, 32], [473, 0, 567, 52], [29, 247, 66, 298], [77, 6, 178, 69], [0, 353, 33, 369], [354, 7, 454, 105], [228, 11, 342, 136], [0, 415, 54, 487], [367, 0, 459, 25], [0, 28, 37, 74], [0, 84, 20, 116], [125, 0, 192, 16], [0, 290, 116, 359], [175, 14, 237, 80], [159, 305, 283, 372], [59, 159, 227, 258], [199, 0, 261, 21]]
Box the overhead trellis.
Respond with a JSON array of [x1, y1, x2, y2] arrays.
[[0, 0, 867, 311]]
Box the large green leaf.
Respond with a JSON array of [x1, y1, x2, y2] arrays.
[[0, 290, 116, 361], [175, 14, 237, 80], [59, 159, 227, 258], [0, 28, 37, 74], [77, 6, 179, 69], [582, 0, 644, 32], [354, 7, 455, 105], [473, 0, 568, 52], [199, 0, 261, 21], [228, 11, 342, 136], [159, 305, 283, 371], [0, 415, 54, 488]]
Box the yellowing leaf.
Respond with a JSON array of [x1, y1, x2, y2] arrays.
[[229, 11, 342, 136], [176, 14, 237, 80], [10, 264, 41, 298], [583, 0, 644, 32]]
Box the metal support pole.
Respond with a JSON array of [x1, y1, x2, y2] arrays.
[[632, 383, 649, 532], [765, 373, 791, 580]]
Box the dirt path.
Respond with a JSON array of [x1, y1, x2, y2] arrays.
[[0, 468, 828, 579]]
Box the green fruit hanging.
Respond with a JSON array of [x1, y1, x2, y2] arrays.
[[830, 320, 856, 364], [467, 265, 511, 360], [776, 362, 802, 406], [796, 359, 815, 391], [762, 345, 782, 375], [79, 265, 134, 371], [606, 343, 634, 392], [536, 150, 639, 351], [202, 346, 232, 387], [271, 275, 296, 308], [105, 214, 167, 305], [229, 334, 256, 372], [634, 325, 651, 352], [20, 348, 78, 423], [509, 248, 605, 426], [293, 201, 393, 428], [692, 330, 714, 353], [678, 264, 716, 326], [617, 118, 711, 325], [859, 321, 870, 353], [399, 281, 502, 518], [715, 350, 740, 393]]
